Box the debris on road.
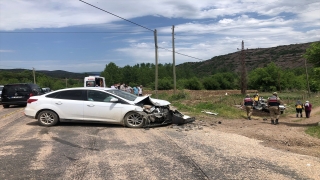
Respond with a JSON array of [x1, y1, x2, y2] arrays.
[[201, 110, 218, 115]]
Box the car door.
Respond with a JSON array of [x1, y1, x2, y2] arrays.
[[83, 90, 127, 122], [51, 90, 85, 120]]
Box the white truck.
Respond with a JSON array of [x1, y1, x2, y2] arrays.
[[84, 76, 106, 87]]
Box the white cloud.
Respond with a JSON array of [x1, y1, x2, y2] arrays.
[[0, 50, 14, 53], [0, 0, 319, 72]]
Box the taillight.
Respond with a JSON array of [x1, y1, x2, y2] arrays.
[[27, 99, 38, 103], [30, 93, 33, 97]]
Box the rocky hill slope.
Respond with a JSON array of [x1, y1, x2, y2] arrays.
[[178, 41, 318, 77]]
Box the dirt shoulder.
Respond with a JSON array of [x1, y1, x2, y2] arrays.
[[193, 106, 320, 158]]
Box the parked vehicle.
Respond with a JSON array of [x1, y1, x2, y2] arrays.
[[42, 87, 51, 93], [24, 87, 194, 128], [84, 76, 106, 87], [253, 98, 286, 114], [0, 85, 4, 104], [1, 83, 44, 108]]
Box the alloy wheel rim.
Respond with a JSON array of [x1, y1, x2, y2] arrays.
[[40, 113, 54, 124], [127, 114, 143, 126]]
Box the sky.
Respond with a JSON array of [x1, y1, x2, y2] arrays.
[[0, 0, 319, 73]]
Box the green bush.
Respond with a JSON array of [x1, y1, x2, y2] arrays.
[[169, 90, 189, 101], [158, 78, 173, 90], [183, 77, 202, 90]]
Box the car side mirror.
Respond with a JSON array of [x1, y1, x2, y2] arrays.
[[110, 97, 118, 102]]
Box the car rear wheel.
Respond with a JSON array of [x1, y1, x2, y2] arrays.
[[38, 110, 59, 126], [124, 112, 144, 128], [3, 104, 9, 108]]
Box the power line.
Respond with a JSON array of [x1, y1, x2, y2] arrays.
[[79, 0, 207, 63], [79, 0, 154, 32], [0, 31, 149, 34], [0, 31, 150, 34], [158, 47, 206, 61]]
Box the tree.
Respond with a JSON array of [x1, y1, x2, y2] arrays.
[[248, 62, 282, 92], [303, 42, 320, 67], [101, 62, 122, 86]]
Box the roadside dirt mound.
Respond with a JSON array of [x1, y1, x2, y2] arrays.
[[193, 106, 320, 158]]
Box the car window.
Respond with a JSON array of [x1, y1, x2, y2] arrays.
[[3, 84, 30, 95], [87, 90, 114, 102], [45, 91, 60, 98], [30, 84, 44, 95], [85, 81, 95, 87], [106, 89, 137, 101], [55, 90, 86, 100]]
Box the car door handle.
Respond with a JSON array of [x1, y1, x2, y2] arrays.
[[87, 104, 95, 107], [55, 102, 62, 105]]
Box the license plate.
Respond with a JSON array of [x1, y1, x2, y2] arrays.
[[11, 96, 23, 98]]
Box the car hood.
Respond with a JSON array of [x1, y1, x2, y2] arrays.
[[134, 96, 171, 106]]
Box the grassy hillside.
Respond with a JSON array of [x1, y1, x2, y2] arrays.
[[177, 41, 317, 77], [1, 41, 318, 79]]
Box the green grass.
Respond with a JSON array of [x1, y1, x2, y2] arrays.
[[305, 125, 320, 139], [152, 90, 320, 139]]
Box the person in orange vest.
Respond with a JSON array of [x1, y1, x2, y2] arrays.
[[253, 92, 259, 106], [295, 100, 303, 118], [243, 94, 254, 120], [267, 92, 282, 125]]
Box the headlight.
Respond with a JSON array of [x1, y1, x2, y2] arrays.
[[135, 106, 143, 111]]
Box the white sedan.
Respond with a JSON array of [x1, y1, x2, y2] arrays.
[[24, 87, 194, 128]]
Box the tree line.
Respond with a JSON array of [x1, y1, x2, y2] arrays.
[[1, 42, 319, 92]]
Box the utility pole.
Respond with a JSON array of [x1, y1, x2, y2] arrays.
[[304, 56, 311, 97], [154, 29, 159, 98], [172, 25, 176, 95], [238, 40, 247, 95], [33, 67, 36, 84]]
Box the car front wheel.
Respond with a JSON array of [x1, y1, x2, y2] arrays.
[[124, 112, 144, 128], [38, 110, 59, 126]]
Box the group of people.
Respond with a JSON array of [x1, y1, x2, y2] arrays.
[[243, 92, 313, 125], [295, 100, 312, 118], [110, 83, 143, 96]]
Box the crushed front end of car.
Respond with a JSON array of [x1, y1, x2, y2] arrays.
[[253, 98, 286, 114], [135, 96, 195, 128]]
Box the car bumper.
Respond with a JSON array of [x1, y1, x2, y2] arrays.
[[1, 101, 27, 106], [24, 107, 37, 119]]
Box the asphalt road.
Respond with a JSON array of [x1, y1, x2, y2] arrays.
[[1, 106, 320, 180]]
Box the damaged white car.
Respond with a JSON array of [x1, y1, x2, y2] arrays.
[[24, 87, 194, 128]]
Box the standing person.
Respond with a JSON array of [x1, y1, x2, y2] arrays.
[[243, 94, 254, 120], [133, 86, 138, 95], [120, 83, 126, 91], [295, 100, 304, 118], [125, 84, 133, 93], [267, 92, 281, 125], [138, 85, 143, 96], [253, 92, 259, 106], [304, 100, 312, 118]]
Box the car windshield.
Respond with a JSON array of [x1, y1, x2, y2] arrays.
[[106, 89, 137, 101]]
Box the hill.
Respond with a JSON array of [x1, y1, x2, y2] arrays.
[[177, 41, 318, 77], [0, 69, 101, 79], [1, 41, 318, 79]]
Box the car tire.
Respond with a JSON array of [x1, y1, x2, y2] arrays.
[[124, 112, 144, 128], [3, 104, 9, 108], [38, 110, 59, 127]]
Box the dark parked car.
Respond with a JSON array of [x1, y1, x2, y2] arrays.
[[1, 83, 44, 108], [0, 85, 3, 104]]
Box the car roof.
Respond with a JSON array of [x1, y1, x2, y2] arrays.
[[47, 87, 115, 93], [4, 83, 37, 86], [56, 87, 114, 90]]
